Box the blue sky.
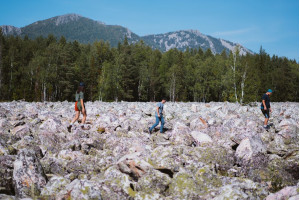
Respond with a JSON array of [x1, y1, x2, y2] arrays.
[[0, 0, 298, 61]]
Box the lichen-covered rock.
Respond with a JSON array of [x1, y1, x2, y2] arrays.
[[11, 125, 31, 140], [97, 165, 132, 199], [0, 140, 10, 155], [38, 131, 67, 153], [13, 149, 47, 198], [39, 118, 62, 133], [213, 178, 269, 200], [0, 101, 297, 199], [247, 156, 299, 192], [265, 185, 299, 200], [235, 136, 267, 167], [136, 168, 172, 195], [167, 172, 200, 199], [40, 175, 70, 197], [55, 178, 102, 200], [0, 194, 16, 200], [169, 121, 194, 146], [191, 131, 213, 145], [190, 116, 208, 131], [0, 155, 16, 195]]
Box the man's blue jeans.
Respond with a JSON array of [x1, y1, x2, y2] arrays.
[[150, 115, 165, 133]]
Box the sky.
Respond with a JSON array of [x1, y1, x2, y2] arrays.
[[0, 0, 299, 61]]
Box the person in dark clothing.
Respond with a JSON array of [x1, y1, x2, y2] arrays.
[[261, 89, 272, 130], [149, 98, 167, 134]]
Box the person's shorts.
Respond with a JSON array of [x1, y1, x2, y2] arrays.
[[75, 101, 86, 112], [261, 109, 270, 118], [75, 101, 84, 111], [75, 101, 80, 111]]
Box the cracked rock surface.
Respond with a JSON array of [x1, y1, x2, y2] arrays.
[[0, 101, 298, 199]]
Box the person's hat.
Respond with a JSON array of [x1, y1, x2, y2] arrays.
[[79, 82, 85, 86], [267, 89, 272, 93]]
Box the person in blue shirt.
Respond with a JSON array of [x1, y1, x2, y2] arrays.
[[149, 98, 167, 134], [261, 89, 272, 130]]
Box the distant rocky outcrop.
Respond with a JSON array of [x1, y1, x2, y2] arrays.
[[0, 101, 298, 199], [0, 25, 22, 35]]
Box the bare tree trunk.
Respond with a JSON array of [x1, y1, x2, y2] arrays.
[[115, 85, 118, 102], [55, 85, 58, 100], [172, 73, 176, 102], [43, 82, 46, 102], [231, 52, 238, 102], [240, 64, 247, 104], [138, 79, 141, 101], [34, 80, 39, 101], [169, 84, 172, 102], [9, 60, 13, 92], [30, 67, 33, 90]]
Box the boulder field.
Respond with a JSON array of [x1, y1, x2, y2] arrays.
[[0, 101, 298, 200]]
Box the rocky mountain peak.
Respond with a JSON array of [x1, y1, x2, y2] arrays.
[[51, 13, 82, 26], [0, 25, 22, 35]]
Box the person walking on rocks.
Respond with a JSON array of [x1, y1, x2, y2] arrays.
[[67, 82, 88, 132], [149, 98, 167, 134], [261, 89, 272, 130]]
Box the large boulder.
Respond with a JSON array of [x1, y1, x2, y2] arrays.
[[39, 118, 62, 133], [11, 125, 31, 140], [235, 136, 267, 167], [40, 175, 71, 198], [13, 149, 47, 198], [0, 155, 16, 195], [190, 131, 213, 145], [55, 178, 102, 200], [169, 121, 194, 146], [265, 185, 299, 200]]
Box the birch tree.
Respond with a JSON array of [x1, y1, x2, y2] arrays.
[[230, 47, 239, 102]]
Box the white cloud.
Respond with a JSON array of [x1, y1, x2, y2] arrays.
[[212, 27, 257, 37]]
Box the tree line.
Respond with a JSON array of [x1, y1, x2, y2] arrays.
[[0, 29, 298, 103]]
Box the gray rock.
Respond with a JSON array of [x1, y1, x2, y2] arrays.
[[11, 125, 30, 139], [190, 131, 213, 145], [169, 121, 194, 146], [265, 185, 298, 200], [40, 175, 70, 198], [56, 178, 102, 200], [0, 155, 16, 195], [39, 118, 62, 133], [0, 194, 16, 200], [13, 149, 47, 198], [235, 136, 267, 167]]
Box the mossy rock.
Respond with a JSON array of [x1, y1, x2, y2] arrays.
[[128, 187, 137, 197], [97, 127, 105, 133], [245, 157, 298, 192], [7, 145, 17, 155], [134, 191, 163, 200], [194, 167, 222, 191], [88, 148, 99, 156], [136, 169, 172, 195], [167, 172, 200, 199]]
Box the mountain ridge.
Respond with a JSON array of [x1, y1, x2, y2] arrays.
[[0, 13, 253, 55]]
